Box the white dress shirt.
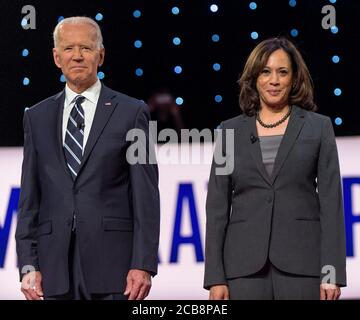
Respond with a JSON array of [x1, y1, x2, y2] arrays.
[[62, 79, 102, 153]]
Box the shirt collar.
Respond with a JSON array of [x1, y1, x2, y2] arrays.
[[65, 78, 102, 106]]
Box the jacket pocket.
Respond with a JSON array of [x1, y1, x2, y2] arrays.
[[229, 217, 247, 225], [102, 217, 133, 231], [295, 216, 320, 221], [36, 220, 52, 237]]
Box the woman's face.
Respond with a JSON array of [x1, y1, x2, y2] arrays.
[[256, 49, 293, 110]]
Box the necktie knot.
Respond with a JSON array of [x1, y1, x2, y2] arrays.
[[75, 95, 85, 106]]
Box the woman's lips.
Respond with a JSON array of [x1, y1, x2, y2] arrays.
[[267, 90, 281, 96]]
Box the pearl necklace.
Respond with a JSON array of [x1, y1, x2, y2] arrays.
[[256, 106, 292, 128]]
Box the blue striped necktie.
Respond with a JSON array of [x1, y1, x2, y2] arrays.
[[64, 95, 85, 180]]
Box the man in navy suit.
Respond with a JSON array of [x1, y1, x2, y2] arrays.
[[15, 16, 160, 300]]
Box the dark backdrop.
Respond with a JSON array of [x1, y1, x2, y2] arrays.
[[1, 0, 359, 146]]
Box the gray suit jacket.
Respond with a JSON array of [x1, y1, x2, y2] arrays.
[[16, 84, 160, 296], [204, 105, 346, 289]]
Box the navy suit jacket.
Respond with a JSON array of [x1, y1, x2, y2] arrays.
[[15, 84, 160, 296]]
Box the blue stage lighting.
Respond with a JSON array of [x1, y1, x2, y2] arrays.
[[172, 7, 180, 15], [135, 68, 143, 77], [134, 40, 142, 48], [174, 66, 182, 74], [251, 32, 259, 39], [133, 10, 141, 18], [176, 97, 184, 105], [210, 4, 219, 12], [173, 37, 181, 45], [212, 34, 220, 42], [290, 29, 298, 37], [332, 55, 340, 63], [97, 72, 105, 80], [213, 63, 221, 71], [334, 88, 342, 96], [335, 117, 342, 125], [95, 13, 103, 21], [249, 2, 257, 10], [215, 95, 223, 103]]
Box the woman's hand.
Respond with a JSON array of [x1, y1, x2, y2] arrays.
[[320, 283, 341, 300], [209, 285, 229, 300]]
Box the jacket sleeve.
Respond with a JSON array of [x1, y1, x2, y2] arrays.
[[317, 116, 347, 287], [129, 102, 160, 276], [204, 124, 233, 289], [15, 110, 41, 280]]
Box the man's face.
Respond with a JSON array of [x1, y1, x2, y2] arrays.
[[53, 23, 105, 92]]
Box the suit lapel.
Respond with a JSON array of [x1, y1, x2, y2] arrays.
[[270, 105, 305, 184], [53, 90, 74, 183], [244, 115, 273, 186], [77, 84, 118, 178]]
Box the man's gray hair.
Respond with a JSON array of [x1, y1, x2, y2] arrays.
[[53, 16, 104, 49]]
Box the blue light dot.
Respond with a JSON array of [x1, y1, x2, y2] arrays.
[[334, 88, 342, 96], [58, 16, 64, 23], [289, 0, 297, 7], [23, 77, 30, 86], [134, 40, 142, 48], [212, 34, 220, 42], [210, 4, 219, 12], [176, 97, 184, 105], [133, 10, 142, 18], [174, 66, 182, 74], [95, 13, 103, 21], [21, 18, 27, 27], [329, 0, 336, 3], [331, 26, 339, 34], [22, 49, 29, 57], [251, 32, 259, 40], [172, 7, 180, 15], [290, 29, 299, 37], [332, 55, 340, 63], [60, 74, 66, 82], [215, 95, 223, 103], [173, 37, 181, 45], [334, 117, 342, 125], [135, 68, 143, 77], [249, 2, 257, 10], [97, 71, 105, 80], [213, 63, 221, 71]]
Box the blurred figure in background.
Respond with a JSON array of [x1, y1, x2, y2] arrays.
[[147, 88, 185, 137]]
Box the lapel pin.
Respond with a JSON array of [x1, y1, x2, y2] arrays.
[[105, 102, 112, 106]]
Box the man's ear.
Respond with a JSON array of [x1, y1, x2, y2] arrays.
[[98, 47, 105, 67], [53, 48, 62, 69]]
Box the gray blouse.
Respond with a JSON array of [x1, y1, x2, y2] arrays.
[[258, 135, 284, 176]]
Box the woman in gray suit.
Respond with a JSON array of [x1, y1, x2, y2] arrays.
[[204, 37, 346, 300]]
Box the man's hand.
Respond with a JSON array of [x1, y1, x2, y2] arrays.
[[21, 271, 44, 300], [209, 285, 229, 300], [320, 283, 341, 300], [124, 269, 152, 300]]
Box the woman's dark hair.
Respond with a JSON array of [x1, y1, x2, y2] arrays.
[[238, 37, 317, 116]]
